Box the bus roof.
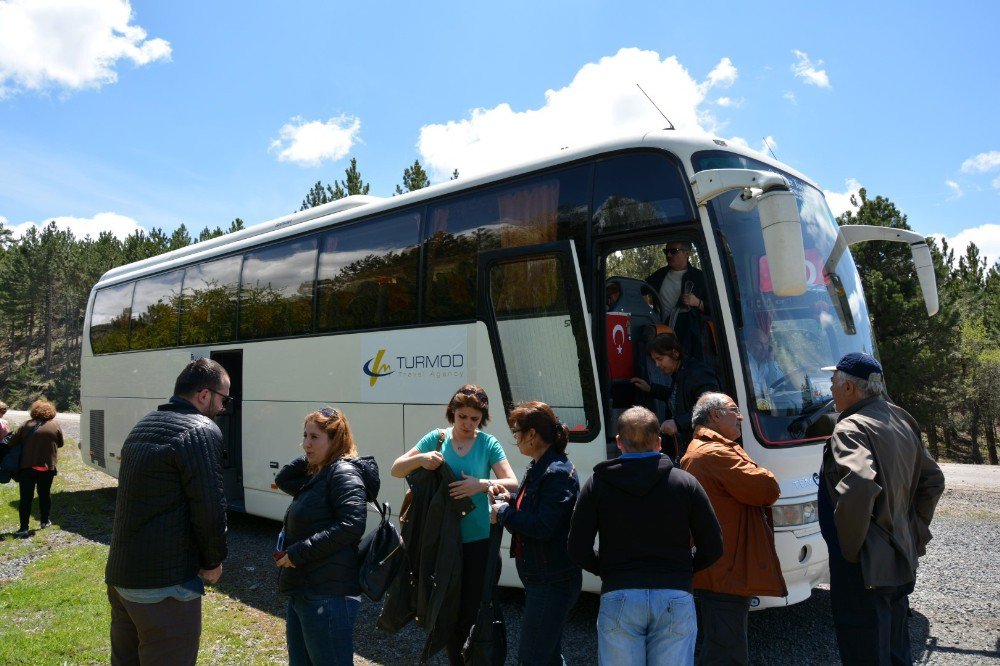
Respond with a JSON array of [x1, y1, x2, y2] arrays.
[[93, 130, 815, 290]]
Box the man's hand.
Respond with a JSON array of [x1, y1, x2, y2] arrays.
[[660, 419, 678, 436], [449, 473, 485, 499], [198, 565, 223, 584], [630, 377, 651, 393], [420, 451, 444, 470]]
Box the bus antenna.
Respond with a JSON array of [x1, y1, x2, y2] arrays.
[[763, 137, 778, 160], [636, 84, 674, 130]]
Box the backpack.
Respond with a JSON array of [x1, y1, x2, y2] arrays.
[[357, 500, 406, 602], [1, 421, 43, 484]]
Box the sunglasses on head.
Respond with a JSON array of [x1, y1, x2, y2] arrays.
[[458, 387, 489, 403], [320, 407, 339, 419]]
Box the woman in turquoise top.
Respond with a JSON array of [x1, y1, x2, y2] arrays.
[[391, 384, 518, 665]]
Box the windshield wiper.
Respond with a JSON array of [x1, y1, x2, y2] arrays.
[[788, 399, 836, 437]]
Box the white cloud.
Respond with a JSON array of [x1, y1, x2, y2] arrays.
[[993, 176, 1000, 190], [760, 135, 778, 157], [417, 48, 738, 181], [269, 115, 361, 168], [782, 91, 797, 105], [934, 224, 1000, 269], [960, 151, 1000, 174], [716, 96, 744, 108], [823, 178, 862, 218], [945, 180, 964, 199], [8, 212, 144, 241], [791, 50, 831, 89], [0, 0, 170, 98]]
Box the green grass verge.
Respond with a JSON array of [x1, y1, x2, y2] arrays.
[[0, 439, 287, 665]]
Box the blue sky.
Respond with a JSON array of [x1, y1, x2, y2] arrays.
[[1, 0, 998, 267]]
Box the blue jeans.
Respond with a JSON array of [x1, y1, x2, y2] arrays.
[[597, 588, 697, 666], [286, 593, 360, 666], [518, 572, 582, 665]]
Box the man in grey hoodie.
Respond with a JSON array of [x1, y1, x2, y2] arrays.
[[568, 406, 722, 665]]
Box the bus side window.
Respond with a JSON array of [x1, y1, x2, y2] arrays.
[[90, 282, 134, 354], [239, 236, 318, 340], [130, 269, 183, 350], [181, 255, 242, 346]]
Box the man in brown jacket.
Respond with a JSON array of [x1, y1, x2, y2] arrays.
[[681, 392, 786, 665], [819, 353, 944, 665]]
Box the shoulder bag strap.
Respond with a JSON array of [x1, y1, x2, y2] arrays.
[[436, 428, 446, 452], [479, 523, 504, 605]]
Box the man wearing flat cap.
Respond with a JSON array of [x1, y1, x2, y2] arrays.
[[818, 352, 944, 665]]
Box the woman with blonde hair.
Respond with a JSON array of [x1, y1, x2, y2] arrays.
[[10, 400, 63, 538], [274, 407, 380, 666]]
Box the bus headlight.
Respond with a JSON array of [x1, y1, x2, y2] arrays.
[[771, 500, 818, 527]]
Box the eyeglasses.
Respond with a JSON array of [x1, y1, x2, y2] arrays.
[[320, 407, 340, 419], [664, 247, 689, 256], [721, 405, 741, 415], [457, 387, 489, 404], [206, 388, 233, 410], [511, 428, 521, 436]]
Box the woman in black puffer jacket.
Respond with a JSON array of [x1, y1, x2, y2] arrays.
[[275, 407, 380, 666]]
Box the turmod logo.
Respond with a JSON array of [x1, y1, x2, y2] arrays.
[[363, 349, 393, 387]]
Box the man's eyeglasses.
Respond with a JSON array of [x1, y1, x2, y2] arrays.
[[664, 247, 689, 256], [206, 388, 233, 410]]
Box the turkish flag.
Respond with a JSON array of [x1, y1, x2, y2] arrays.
[[606, 312, 633, 379]]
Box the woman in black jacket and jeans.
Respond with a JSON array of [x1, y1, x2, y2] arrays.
[[275, 407, 379, 666], [490, 401, 581, 665]]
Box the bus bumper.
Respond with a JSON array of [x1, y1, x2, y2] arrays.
[[754, 525, 829, 610]]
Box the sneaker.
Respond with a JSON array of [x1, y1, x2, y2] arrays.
[[13, 529, 30, 538], [39, 521, 52, 529]]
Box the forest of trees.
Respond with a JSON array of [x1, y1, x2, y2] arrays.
[[0, 158, 996, 464]]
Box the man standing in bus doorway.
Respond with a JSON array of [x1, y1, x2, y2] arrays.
[[681, 393, 786, 665], [646, 241, 710, 360], [568, 406, 723, 665], [105, 358, 231, 666], [819, 353, 944, 665]]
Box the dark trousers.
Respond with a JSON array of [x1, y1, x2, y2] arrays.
[[446, 538, 502, 665], [695, 590, 751, 665], [829, 554, 914, 665], [18, 468, 55, 531], [518, 571, 582, 665], [107, 585, 202, 666]]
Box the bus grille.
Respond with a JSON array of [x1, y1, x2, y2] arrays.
[[89, 410, 106, 468]]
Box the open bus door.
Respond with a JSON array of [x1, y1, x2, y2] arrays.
[[210, 349, 244, 511], [476, 241, 603, 442]]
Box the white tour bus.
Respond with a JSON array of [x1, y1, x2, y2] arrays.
[[80, 131, 938, 607]]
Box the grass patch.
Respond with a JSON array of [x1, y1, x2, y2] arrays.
[[0, 438, 289, 665]]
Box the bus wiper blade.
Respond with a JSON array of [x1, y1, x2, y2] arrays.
[[788, 399, 835, 437]]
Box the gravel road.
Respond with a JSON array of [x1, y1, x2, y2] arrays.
[[6, 412, 996, 664]]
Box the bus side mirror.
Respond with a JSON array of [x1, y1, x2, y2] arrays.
[[691, 169, 808, 298]]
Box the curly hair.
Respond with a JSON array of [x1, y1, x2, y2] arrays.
[[303, 407, 358, 474], [29, 400, 57, 421], [445, 384, 491, 427]]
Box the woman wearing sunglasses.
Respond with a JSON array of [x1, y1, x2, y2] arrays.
[[274, 407, 380, 666], [489, 401, 581, 665], [391, 383, 518, 664]]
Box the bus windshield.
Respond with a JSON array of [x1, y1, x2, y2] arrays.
[[694, 150, 875, 445]]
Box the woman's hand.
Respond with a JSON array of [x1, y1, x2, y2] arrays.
[[660, 419, 678, 436], [275, 553, 295, 568], [449, 472, 486, 499], [490, 500, 508, 524], [630, 377, 651, 393], [420, 451, 444, 470], [487, 483, 510, 503]]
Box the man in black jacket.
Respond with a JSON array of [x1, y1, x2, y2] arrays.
[[568, 406, 722, 666], [105, 358, 230, 666]]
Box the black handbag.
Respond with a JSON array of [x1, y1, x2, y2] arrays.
[[357, 500, 406, 602], [462, 523, 507, 665]]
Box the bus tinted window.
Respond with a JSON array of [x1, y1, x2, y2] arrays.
[[317, 212, 420, 332], [130, 270, 182, 350], [180, 255, 242, 345], [239, 236, 318, 339], [423, 167, 589, 322], [592, 153, 694, 234], [90, 282, 134, 354]]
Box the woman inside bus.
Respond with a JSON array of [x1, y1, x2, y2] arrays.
[[489, 401, 581, 666], [10, 400, 64, 538], [274, 407, 380, 666], [390, 384, 518, 665], [630, 332, 720, 460]]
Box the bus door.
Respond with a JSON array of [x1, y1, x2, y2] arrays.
[[477, 241, 602, 440], [210, 349, 244, 511]]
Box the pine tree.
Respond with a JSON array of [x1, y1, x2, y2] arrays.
[[395, 159, 431, 194], [340, 158, 370, 196]]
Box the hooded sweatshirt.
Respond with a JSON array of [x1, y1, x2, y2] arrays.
[[567, 452, 723, 594]]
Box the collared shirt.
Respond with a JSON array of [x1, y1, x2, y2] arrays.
[[620, 451, 662, 460]]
